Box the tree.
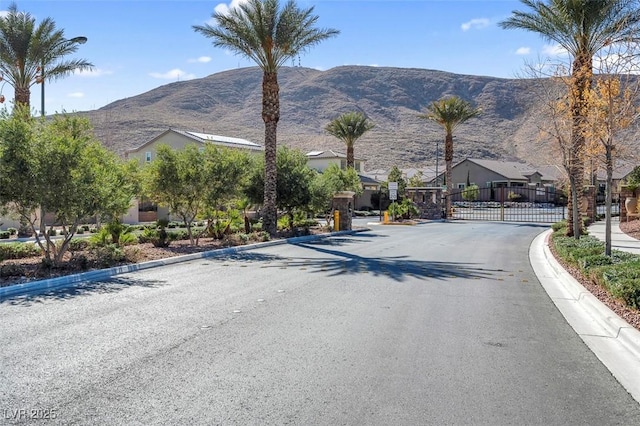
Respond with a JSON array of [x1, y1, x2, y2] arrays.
[[325, 111, 374, 168], [142, 144, 250, 245], [462, 184, 480, 202], [584, 42, 640, 255], [407, 171, 424, 188], [499, 0, 640, 237], [310, 163, 362, 224], [0, 112, 136, 264], [0, 2, 92, 110], [245, 146, 316, 230], [419, 96, 480, 218], [143, 144, 206, 245], [194, 0, 338, 236]]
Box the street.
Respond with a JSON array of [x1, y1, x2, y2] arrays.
[[1, 221, 639, 425]]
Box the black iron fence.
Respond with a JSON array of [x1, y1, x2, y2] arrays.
[[445, 186, 566, 223]]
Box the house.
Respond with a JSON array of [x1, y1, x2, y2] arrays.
[[125, 128, 263, 164], [305, 149, 366, 173], [305, 150, 380, 210], [124, 129, 263, 223]]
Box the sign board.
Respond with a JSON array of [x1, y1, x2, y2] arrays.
[[389, 189, 398, 200], [388, 182, 398, 190]]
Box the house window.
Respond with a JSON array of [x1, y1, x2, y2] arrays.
[[355, 162, 361, 172], [145, 152, 152, 163], [340, 160, 346, 169], [457, 183, 466, 189]]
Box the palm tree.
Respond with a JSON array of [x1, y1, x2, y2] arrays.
[[499, 0, 640, 238], [419, 96, 480, 219], [0, 3, 93, 110], [325, 111, 374, 169], [194, 0, 338, 236]]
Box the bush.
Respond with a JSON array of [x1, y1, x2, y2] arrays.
[[0, 242, 41, 261], [551, 230, 640, 310], [68, 238, 90, 252], [47, 228, 57, 237], [7, 228, 17, 236], [0, 231, 10, 239], [91, 244, 126, 268], [0, 263, 25, 277]]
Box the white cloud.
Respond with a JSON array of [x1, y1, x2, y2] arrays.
[[74, 68, 113, 77], [149, 69, 196, 80], [542, 44, 568, 57], [516, 47, 531, 55], [461, 18, 490, 32], [188, 56, 212, 64], [67, 92, 84, 98], [215, 0, 249, 16]]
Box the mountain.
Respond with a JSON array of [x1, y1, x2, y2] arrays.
[[79, 65, 557, 170]]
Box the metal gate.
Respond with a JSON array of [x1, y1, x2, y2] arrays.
[[445, 186, 566, 223]]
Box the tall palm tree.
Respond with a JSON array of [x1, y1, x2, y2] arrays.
[[325, 111, 374, 169], [420, 96, 480, 219], [0, 3, 93, 110], [500, 0, 640, 238], [194, 0, 338, 236]]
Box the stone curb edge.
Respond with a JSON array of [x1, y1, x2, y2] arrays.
[[530, 229, 640, 404], [0, 229, 366, 301]]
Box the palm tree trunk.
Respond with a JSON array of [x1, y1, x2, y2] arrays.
[[14, 86, 31, 110], [444, 133, 453, 219], [567, 55, 592, 238], [347, 143, 354, 169], [262, 71, 280, 236]]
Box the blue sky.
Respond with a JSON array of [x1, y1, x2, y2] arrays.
[[3, 0, 566, 114]]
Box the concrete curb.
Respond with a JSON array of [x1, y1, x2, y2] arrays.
[[529, 229, 640, 404], [0, 229, 363, 301]]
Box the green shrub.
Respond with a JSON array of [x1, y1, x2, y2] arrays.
[[81, 225, 90, 231], [0, 263, 25, 277], [0, 243, 41, 261], [551, 220, 567, 233], [594, 261, 640, 309], [68, 238, 90, 252], [47, 228, 57, 237], [0, 231, 10, 239], [76, 228, 85, 234], [7, 227, 17, 236], [91, 244, 126, 268], [552, 233, 640, 311]]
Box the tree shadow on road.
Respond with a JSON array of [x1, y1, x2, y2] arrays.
[[275, 241, 498, 283], [1, 252, 286, 306], [1, 276, 168, 307]]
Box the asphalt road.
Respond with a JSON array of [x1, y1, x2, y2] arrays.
[[1, 221, 639, 425]]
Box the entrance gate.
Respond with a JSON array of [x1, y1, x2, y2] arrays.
[[444, 186, 566, 223]]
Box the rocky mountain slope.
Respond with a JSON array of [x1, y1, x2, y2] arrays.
[[78, 65, 568, 170]]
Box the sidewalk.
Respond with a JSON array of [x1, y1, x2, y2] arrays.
[[587, 217, 640, 254]]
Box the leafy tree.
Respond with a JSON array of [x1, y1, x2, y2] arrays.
[[419, 96, 480, 218], [500, 0, 640, 237], [325, 111, 374, 168], [245, 146, 316, 230], [199, 145, 252, 242], [143, 144, 205, 245], [462, 184, 479, 202], [310, 163, 362, 224], [0, 112, 135, 264], [407, 171, 424, 188], [142, 144, 249, 245], [584, 45, 640, 255], [194, 0, 339, 236], [0, 2, 92, 110], [384, 166, 407, 203]]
